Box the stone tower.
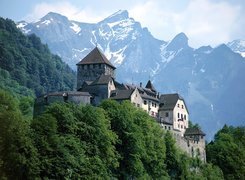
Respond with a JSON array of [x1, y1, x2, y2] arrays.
[[76, 47, 116, 89]]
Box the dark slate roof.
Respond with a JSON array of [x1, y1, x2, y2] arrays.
[[145, 80, 156, 92], [124, 83, 159, 102], [91, 74, 113, 85], [110, 89, 134, 100], [141, 93, 159, 102], [159, 93, 189, 113], [114, 81, 127, 90], [76, 47, 116, 69], [184, 128, 206, 136]]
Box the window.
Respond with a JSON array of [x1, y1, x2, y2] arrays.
[[151, 111, 154, 116], [178, 113, 180, 118], [181, 114, 183, 119], [144, 100, 147, 105], [177, 104, 180, 107], [137, 104, 140, 107], [184, 114, 186, 120], [181, 125, 183, 129], [182, 105, 184, 109], [168, 126, 171, 130], [165, 112, 169, 117], [178, 124, 180, 128], [165, 126, 167, 130], [160, 103, 164, 108]]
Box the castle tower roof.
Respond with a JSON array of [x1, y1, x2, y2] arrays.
[[145, 80, 156, 92], [76, 47, 116, 69]]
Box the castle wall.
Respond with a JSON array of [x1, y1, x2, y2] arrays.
[[90, 84, 109, 106], [173, 130, 206, 162], [77, 64, 115, 89], [34, 92, 91, 117], [159, 110, 174, 125]]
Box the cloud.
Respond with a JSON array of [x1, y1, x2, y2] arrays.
[[24, 1, 106, 23], [129, 0, 242, 47], [173, 0, 241, 47]]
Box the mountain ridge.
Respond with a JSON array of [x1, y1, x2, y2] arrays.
[[16, 10, 245, 139]]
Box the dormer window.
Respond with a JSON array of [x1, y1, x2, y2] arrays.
[[159, 103, 164, 108]]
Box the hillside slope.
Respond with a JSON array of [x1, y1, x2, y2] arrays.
[[0, 17, 76, 96]]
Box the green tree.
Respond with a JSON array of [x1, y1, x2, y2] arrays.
[[164, 130, 182, 178], [100, 100, 168, 179], [32, 102, 119, 179], [0, 17, 76, 97], [0, 89, 39, 179], [206, 125, 245, 180]]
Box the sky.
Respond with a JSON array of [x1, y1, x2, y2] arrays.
[[0, 0, 244, 48]]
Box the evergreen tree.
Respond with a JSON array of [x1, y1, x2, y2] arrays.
[[206, 125, 245, 180], [0, 89, 39, 179]]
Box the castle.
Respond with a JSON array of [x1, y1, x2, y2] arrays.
[[34, 47, 206, 161]]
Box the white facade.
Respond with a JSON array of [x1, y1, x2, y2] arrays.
[[172, 99, 189, 135], [141, 99, 159, 117], [130, 88, 143, 108]]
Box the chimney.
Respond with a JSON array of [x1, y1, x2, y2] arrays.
[[140, 82, 142, 87]]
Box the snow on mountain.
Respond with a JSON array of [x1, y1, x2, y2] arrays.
[[70, 22, 81, 34], [16, 10, 245, 139], [227, 39, 245, 57]]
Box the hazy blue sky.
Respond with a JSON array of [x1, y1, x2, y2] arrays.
[[1, 0, 244, 48]]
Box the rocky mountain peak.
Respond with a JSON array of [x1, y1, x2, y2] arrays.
[[40, 12, 69, 23], [102, 10, 129, 23], [166, 32, 189, 51], [227, 39, 245, 57]]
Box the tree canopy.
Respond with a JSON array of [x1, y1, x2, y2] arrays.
[[206, 125, 245, 180], [0, 17, 75, 96]]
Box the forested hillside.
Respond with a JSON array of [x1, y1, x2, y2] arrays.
[[0, 17, 75, 97], [207, 125, 245, 179], [0, 89, 224, 179]]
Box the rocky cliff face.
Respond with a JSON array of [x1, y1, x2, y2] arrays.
[[17, 10, 245, 139]]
